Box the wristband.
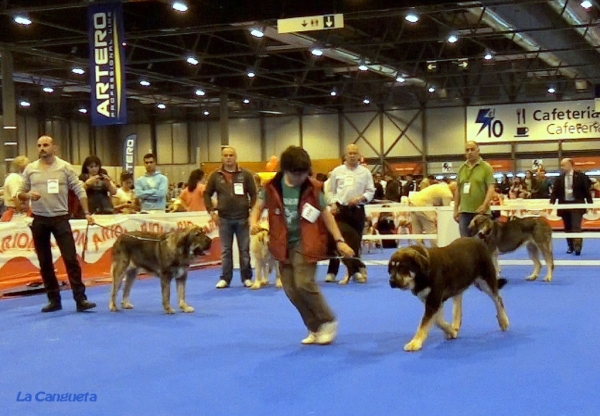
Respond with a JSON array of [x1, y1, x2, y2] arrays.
[[336, 239, 345, 244]]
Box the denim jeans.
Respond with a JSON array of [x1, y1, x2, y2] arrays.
[[458, 212, 477, 237], [218, 217, 252, 283]]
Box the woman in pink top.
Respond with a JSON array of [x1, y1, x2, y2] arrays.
[[179, 169, 206, 211]]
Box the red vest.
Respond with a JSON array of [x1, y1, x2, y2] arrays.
[[264, 174, 329, 263]]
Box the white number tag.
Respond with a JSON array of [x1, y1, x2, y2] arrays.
[[343, 175, 354, 187], [47, 179, 59, 194], [463, 183, 471, 194], [301, 203, 320, 223], [234, 183, 244, 195]]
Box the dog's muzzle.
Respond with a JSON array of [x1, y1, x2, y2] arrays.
[[389, 278, 398, 289], [193, 236, 212, 255]]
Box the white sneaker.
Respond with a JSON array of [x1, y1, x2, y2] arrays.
[[301, 332, 318, 345], [215, 280, 229, 289], [243, 279, 253, 288], [325, 273, 337, 283], [315, 320, 338, 345]]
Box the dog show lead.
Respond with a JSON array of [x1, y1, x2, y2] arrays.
[[250, 145, 354, 345]]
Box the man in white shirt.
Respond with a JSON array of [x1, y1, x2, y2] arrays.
[[326, 144, 375, 283]]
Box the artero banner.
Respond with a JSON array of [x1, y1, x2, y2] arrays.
[[467, 100, 600, 143], [88, 2, 127, 126]]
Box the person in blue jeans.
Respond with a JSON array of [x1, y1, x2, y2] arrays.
[[204, 146, 257, 288]]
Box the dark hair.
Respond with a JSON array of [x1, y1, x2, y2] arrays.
[[280, 146, 311, 173], [82, 155, 102, 175], [187, 169, 205, 192], [120, 171, 133, 182], [315, 173, 327, 182], [143, 153, 155, 161]]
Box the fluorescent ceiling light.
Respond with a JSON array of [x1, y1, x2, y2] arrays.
[[428, 86, 435, 93], [19, 101, 31, 107], [203, 110, 210, 116], [42, 87, 54, 93], [484, 52, 493, 60], [311, 48, 323, 56], [172, 2, 188, 12], [72, 68, 85, 75], [139, 80, 151, 87], [14, 15, 32, 26], [195, 88, 205, 96], [247, 70, 256, 78], [396, 76, 405, 83], [78, 108, 88, 114], [186, 56, 199, 65], [330, 90, 337, 96], [250, 29, 264, 38], [405, 12, 419, 23], [243, 98, 250, 104], [548, 87, 556, 94], [363, 97, 370, 104], [581, 1, 592, 9], [447, 34, 459, 43], [157, 103, 166, 109]]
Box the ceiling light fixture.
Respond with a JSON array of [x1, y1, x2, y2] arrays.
[[247, 69, 256, 78], [139, 80, 151, 87], [428, 86, 436, 93], [157, 103, 166, 110], [186, 56, 199, 66], [78, 107, 88, 114], [447, 33, 459, 43], [548, 86, 556, 94], [250, 28, 264, 38], [484, 51, 493, 61], [195, 88, 205, 96], [363, 97, 370, 104], [72, 67, 85, 75], [330, 89, 337, 96], [396, 75, 406, 83], [172, 1, 188, 12], [405, 11, 419, 23], [581, 0, 593, 9], [14, 15, 32, 26], [243, 98, 250, 104], [203, 110, 210, 116], [19, 100, 31, 108], [42, 87, 54, 93], [311, 48, 323, 57]]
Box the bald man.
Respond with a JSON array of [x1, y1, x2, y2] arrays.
[[550, 158, 593, 255], [18, 135, 96, 313], [326, 144, 375, 283], [204, 146, 257, 288], [454, 140, 496, 237]]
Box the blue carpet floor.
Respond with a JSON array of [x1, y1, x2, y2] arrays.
[[1, 246, 599, 416]]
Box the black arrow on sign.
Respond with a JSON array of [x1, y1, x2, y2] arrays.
[[302, 20, 307, 27]]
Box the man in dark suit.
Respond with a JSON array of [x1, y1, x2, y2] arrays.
[[550, 158, 593, 255]]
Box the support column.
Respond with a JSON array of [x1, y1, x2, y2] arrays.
[[220, 92, 229, 146], [259, 113, 266, 161], [1, 48, 18, 178], [338, 108, 344, 158], [379, 107, 385, 171], [421, 108, 427, 176], [298, 109, 304, 148]]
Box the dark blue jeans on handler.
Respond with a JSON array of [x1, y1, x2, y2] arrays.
[[218, 217, 252, 284], [30, 214, 88, 302], [458, 212, 477, 237]]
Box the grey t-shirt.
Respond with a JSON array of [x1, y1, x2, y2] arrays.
[[20, 157, 86, 217]]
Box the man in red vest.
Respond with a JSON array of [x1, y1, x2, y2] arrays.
[[250, 146, 354, 345]]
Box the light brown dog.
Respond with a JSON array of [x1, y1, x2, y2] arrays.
[[250, 222, 281, 289]]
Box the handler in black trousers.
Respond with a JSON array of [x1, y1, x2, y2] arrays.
[[550, 158, 593, 256]]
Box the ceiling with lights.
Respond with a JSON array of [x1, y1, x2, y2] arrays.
[[1, 0, 600, 122]]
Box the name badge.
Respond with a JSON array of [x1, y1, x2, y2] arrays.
[[463, 183, 471, 194], [233, 183, 244, 195], [343, 175, 354, 187], [301, 203, 320, 223], [47, 179, 59, 194]]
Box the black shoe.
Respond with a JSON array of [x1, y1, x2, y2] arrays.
[[41, 301, 62, 313], [566, 248, 574, 254], [575, 250, 581, 256], [76, 300, 96, 312]]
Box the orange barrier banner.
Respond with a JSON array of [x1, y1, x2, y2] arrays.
[[0, 213, 221, 295]]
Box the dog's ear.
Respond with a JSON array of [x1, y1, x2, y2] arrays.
[[410, 246, 430, 275], [388, 250, 403, 275]]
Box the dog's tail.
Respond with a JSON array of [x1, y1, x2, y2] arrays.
[[497, 278, 508, 290]]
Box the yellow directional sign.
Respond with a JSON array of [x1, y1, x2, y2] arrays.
[[277, 14, 344, 34]]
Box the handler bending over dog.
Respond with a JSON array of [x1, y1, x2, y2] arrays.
[[250, 146, 354, 345]]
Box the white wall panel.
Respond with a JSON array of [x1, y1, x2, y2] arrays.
[[207, 121, 221, 162], [229, 118, 261, 161], [302, 114, 339, 159], [172, 122, 189, 164], [156, 124, 173, 165], [265, 116, 299, 158], [342, 112, 380, 158], [425, 107, 465, 156], [384, 110, 423, 158]]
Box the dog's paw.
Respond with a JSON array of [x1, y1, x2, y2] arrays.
[[180, 304, 195, 313], [543, 275, 552, 283], [275, 278, 282, 288], [109, 302, 118, 312], [497, 314, 509, 331], [525, 274, 538, 281], [164, 307, 176, 314], [121, 302, 134, 309], [403, 339, 423, 352], [250, 281, 262, 290], [338, 275, 350, 285], [445, 328, 459, 340]]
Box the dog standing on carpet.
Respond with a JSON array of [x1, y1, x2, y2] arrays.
[[362, 218, 382, 254], [109, 226, 212, 314], [388, 238, 509, 352], [325, 220, 368, 285], [468, 214, 554, 282], [250, 221, 281, 289]]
